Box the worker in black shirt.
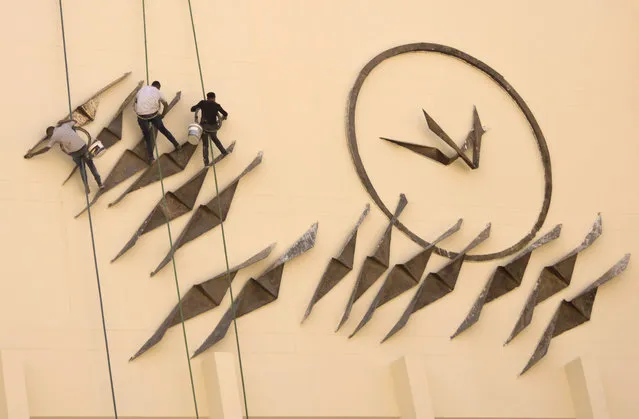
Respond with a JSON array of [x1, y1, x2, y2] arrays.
[[190, 92, 229, 165]]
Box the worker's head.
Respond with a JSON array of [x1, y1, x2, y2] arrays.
[[45, 126, 55, 138], [206, 92, 216, 101], [151, 81, 161, 89]]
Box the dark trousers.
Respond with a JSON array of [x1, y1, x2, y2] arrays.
[[201, 123, 227, 165], [70, 146, 102, 189], [137, 114, 179, 161]]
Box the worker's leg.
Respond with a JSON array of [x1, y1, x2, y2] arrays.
[[71, 151, 89, 193], [137, 117, 155, 161], [150, 115, 180, 150], [84, 156, 103, 188], [210, 131, 228, 155], [201, 132, 210, 166]]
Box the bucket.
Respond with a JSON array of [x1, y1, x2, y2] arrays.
[[87, 140, 106, 159], [187, 123, 203, 145]]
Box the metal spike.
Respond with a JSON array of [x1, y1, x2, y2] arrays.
[[191, 223, 318, 357], [506, 216, 602, 345], [349, 219, 461, 338], [451, 224, 562, 339], [520, 254, 630, 375], [302, 205, 370, 323], [335, 195, 408, 332], [150, 153, 263, 276], [129, 244, 275, 360]]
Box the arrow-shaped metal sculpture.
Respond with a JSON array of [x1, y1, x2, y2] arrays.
[[26, 72, 131, 155], [62, 80, 144, 185], [302, 205, 370, 323], [111, 143, 235, 262], [191, 223, 319, 357], [150, 152, 263, 277], [348, 219, 463, 338], [450, 224, 562, 339], [129, 244, 275, 360], [520, 253, 630, 375], [381, 107, 485, 169], [335, 194, 408, 332], [381, 224, 491, 343], [108, 139, 228, 207], [505, 215, 602, 344], [74, 92, 184, 217]]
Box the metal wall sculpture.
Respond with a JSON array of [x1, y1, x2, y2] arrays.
[[22, 44, 631, 380], [25, 72, 132, 156], [505, 215, 602, 344], [150, 152, 264, 276], [130, 244, 275, 360], [191, 223, 319, 357], [382, 107, 485, 169], [349, 219, 462, 338], [302, 205, 371, 323], [62, 81, 144, 185], [347, 43, 552, 261], [520, 254, 630, 375], [111, 143, 236, 262], [382, 224, 491, 343], [74, 92, 183, 217], [335, 194, 408, 332], [451, 224, 562, 339]]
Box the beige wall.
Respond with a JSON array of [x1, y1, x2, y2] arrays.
[[1, 0, 638, 418]]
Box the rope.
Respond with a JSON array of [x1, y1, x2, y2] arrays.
[[186, 1, 251, 416], [141, 1, 200, 417], [57, 1, 119, 417]]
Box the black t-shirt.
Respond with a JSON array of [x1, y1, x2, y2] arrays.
[[190, 100, 228, 124]]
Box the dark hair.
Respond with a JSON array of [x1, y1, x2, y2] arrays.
[[46, 126, 55, 137], [151, 81, 161, 88], [206, 92, 216, 100]]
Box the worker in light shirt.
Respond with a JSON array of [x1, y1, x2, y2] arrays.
[[134, 80, 181, 162], [24, 119, 103, 192]]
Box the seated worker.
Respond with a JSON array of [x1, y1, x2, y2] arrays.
[[190, 92, 228, 165], [24, 119, 103, 192], [134, 81, 181, 162]]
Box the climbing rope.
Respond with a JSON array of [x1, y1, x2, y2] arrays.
[[186, 1, 251, 416], [141, 1, 200, 417], [57, 1, 119, 418]]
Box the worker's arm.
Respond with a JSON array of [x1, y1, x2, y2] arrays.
[[218, 105, 228, 120], [26, 130, 60, 158], [190, 100, 203, 112], [24, 145, 52, 158], [160, 99, 170, 117]]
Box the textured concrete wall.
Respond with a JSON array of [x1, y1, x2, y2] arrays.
[[1, 0, 638, 418]]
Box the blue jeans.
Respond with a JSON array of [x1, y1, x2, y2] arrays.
[[137, 114, 179, 161], [70, 145, 102, 189]]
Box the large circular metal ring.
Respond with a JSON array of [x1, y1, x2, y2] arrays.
[[346, 43, 552, 261]]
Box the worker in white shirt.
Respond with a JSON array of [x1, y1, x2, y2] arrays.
[[134, 81, 181, 162], [24, 119, 103, 191]]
